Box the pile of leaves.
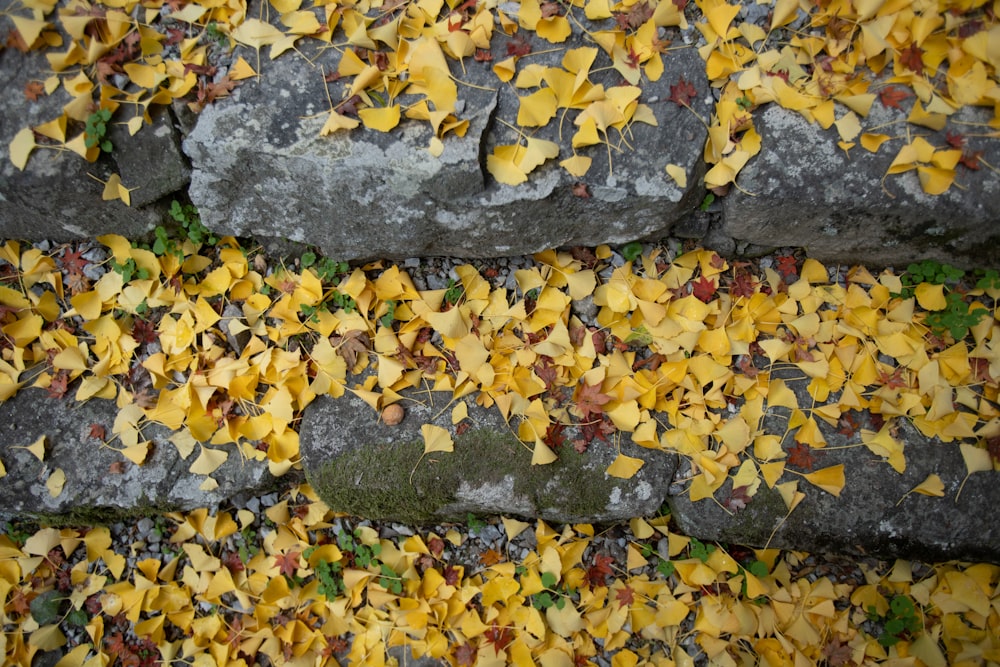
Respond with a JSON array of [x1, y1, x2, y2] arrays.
[[2, 484, 999, 666], [1, 230, 999, 512], [5, 0, 998, 192]]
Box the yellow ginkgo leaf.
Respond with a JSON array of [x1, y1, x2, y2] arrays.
[[665, 163, 687, 188], [47, 468, 66, 498], [421, 424, 454, 454], [911, 474, 946, 498], [606, 453, 644, 479], [16, 435, 47, 462], [915, 283, 947, 311], [359, 105, 402, 132], [802, 465, 845, 497], [9, 127, 36, 171], [190, 445, 229, 475]]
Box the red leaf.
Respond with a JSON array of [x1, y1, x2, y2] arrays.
[[584, 553, 614, 589], [274, 551, 300, 577], [572, 182, 591, 198], [47, 371, 70, 399], [484, 623, 513, 656], [775, 254, 798, 281], [428, 537, 445, 558], [507, 36, 531, 57], [24, 81, 45, 102], [479, 549, 503, 566], [787, 442, 820, 470], [877, 367, 907, 389], [945, 132, 966, 149], [60, 246, 89, 275], [543, 422, 566, 449], [879, 86, 911, 110], [724, 485, 752, 512], [669, 76, 697, 107], [615, 585, 635, 609], [729, 271, 757, 298], [89, 423, 106, 440], [960, 150, 983, 170], [443, 564, 461, 586], [692, 276, 717, 302], [454, 642, 477, 666], [575, 382, 611, 421], [474, 48, 493, 62], [899, 45, 924, 74]]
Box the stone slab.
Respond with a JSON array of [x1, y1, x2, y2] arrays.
[[298, 390, 678, 524], [0, 390, 285, 522], [0, 48, 189, 242], [667, 374, 1000, 564], [182, 23, 712, 260], [722, 103, 1000, 269]]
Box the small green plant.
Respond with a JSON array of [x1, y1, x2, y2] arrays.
[[699, 193, 715, 211], [466, 513, 485, 533], [925, 292, 986, 341], [867, 594, 921, 647], [736, 95, 752, 110], [656, 559, 675, 578], [621, 241, 643, 263], [975, 269, 1000, 292], [531, 571, 571, 610], [689, 538, 716, 563], [896, 260, 964, 299], [444, 278, 464, 306], [110, 257, 149, 282], [738, 560, 769, 600], [169, 200, 218, 246], [337, 528, 382, 569], [205, 21, 227, 45], [312, 556, 344, 601], [378, 563, 403, 595], [379, 300, 396, 328], [84, 108, 113, 153]]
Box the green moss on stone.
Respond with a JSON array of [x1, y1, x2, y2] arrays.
[[306, 427, 626, 523]]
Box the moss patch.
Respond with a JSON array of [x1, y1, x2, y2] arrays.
[[306, 427, 630, 523]]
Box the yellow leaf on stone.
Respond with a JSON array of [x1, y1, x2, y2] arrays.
[[230, 56, 257, 80], [421, 424, 454, 454], [861, 133, 890, 153], [665, 163, 687, 188], [9, 128, 36, 171], [321, 110, 360, 135], [121, 442, 150, 465], [359, 105, 401, 132], [17, 435, 47, 462], [190, 445, 228, 475], [606, 453, 644, 479], [532, 439, 558, 465], [559, 154, 592, 178], [802, 465, 845, 496], [502, 517, 531, 540], [232, 18, 285, 49], [47, 468, 66, 497], [912, 474, 945, 497]]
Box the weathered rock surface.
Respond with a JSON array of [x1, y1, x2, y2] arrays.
[[668, 372, 1000, 564], [723, 103, 1000, 269], [0, 390, 286, 522], [182, 26, 712, 260], [298, 390, 677, 524], [0, 49, 190, 242]]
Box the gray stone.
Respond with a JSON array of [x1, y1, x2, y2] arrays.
[[0, 49, 189, 242], [0, 390, 289, 521], [722, 103, 1000, 269], [667, 374, 1000, 564], [299, 389, 677, 524], [182, 26, 712, 260]]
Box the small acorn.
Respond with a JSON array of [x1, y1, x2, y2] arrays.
[[381, 404, 404, 426]]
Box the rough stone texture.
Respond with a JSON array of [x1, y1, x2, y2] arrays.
[[722, 103, 1000, 269], [0, 390, 285, 522], [0, 48, 190, 241], [299, 390, 677, 524], [667, 377, 1000, 564], [182, 25, 712, 260]]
